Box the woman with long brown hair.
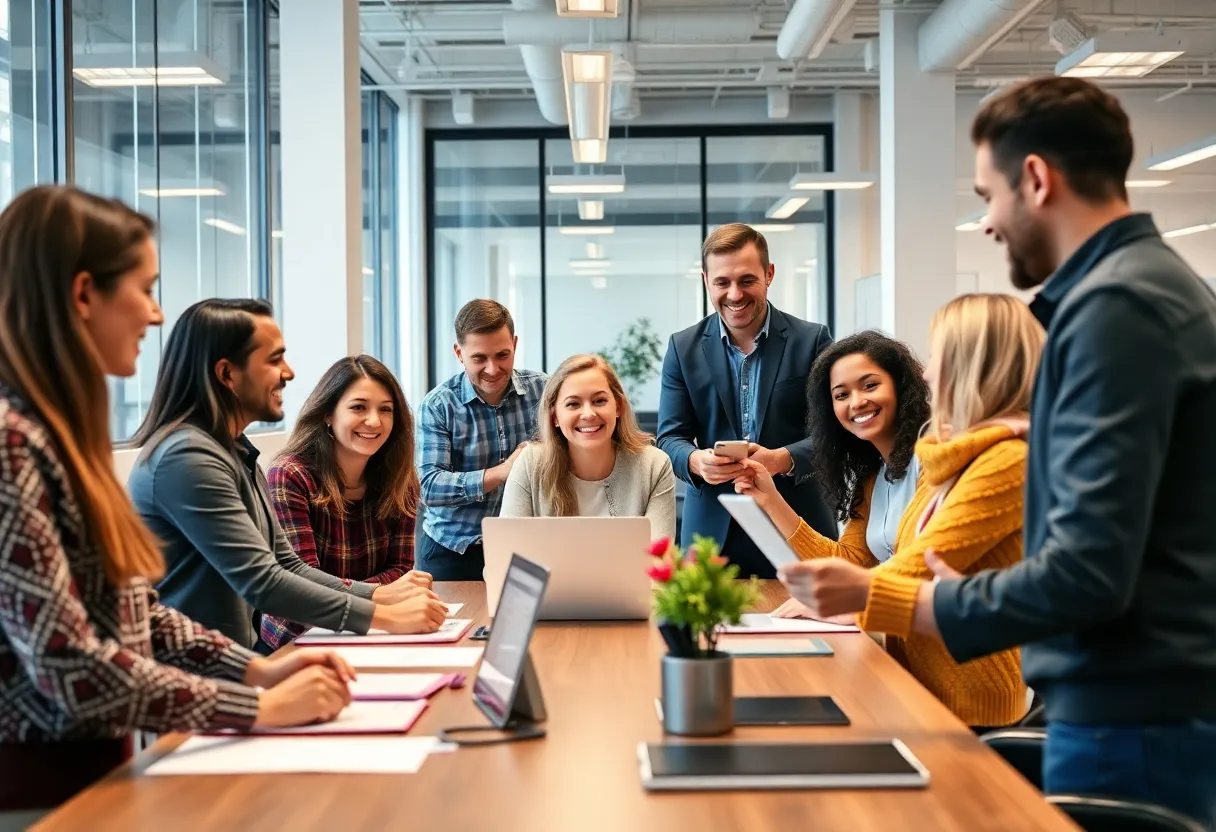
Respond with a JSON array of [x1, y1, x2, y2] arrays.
[[0, 186, 353, 822], [500, 353, 675, 540], [261, 355, 428, 649]]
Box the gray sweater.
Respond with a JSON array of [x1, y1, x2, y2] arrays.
[[128, 425, 375, 649], [500, 444, 676, 540]]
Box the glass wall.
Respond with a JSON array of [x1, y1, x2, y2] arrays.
[[362, 79, 399, 371], [430, 138, 543, 381], [705, 134, 830, 326], [70, 0, 274, 441], [543, 136, 703, 412], [0, 2, 57, 207], [426, 127, 834, 411]]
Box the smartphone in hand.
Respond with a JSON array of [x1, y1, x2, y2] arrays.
[[713, 440, 750, 462]]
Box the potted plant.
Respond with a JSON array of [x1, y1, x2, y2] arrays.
[[647, 535, 757, 736], [599, 317, 664, 402]]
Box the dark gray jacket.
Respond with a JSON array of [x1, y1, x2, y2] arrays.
[[129, 425, 376, 649], [934, 214, 1216, 724]]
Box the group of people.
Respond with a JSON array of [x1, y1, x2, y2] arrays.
[[0, 72, 1213, 828]]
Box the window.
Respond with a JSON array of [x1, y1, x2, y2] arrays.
[[361, 81, 399, 371], [425, 126, 835, 410], [0, 1, 57, 207], [70, 0, 275, 441]]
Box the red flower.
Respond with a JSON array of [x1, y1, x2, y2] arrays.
[[646, 537, 672, 557], [709, 555, 728, 567], [646, 562, 674, 582]]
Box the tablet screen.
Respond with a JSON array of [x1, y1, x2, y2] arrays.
[[648, 742, 919, 778], [733, 696, 849, 726], [717, 495, 801, 568], [472, 555, 548, 727]]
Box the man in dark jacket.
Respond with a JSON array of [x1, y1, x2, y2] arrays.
[[658, 223, 836, 578], [778, 77, 1216, 825]]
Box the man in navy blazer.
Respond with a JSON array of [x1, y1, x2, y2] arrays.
[[657, 224, 837, 578]]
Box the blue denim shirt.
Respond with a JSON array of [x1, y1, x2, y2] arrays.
[[718, 304, 771, 442]]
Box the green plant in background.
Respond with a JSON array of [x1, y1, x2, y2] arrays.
[[599, 318, 664, 399], [648, 535, 758, 657]]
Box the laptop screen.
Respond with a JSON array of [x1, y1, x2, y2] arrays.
[[473, 555, 549, 727]]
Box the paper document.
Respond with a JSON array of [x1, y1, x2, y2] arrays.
[[719, 637, 835, 657], [349, 672, 450, 701], [297, 618, 473, 646], [444, 603, 463, 616], [145, 735, 438, 776], [720, 613, 860, 634], [214, 700, 427, 736], [330, 645, 484, 669]]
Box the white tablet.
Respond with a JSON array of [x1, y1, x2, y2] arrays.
[[718, 494, 802, 568], [637, 739, 930, 791]]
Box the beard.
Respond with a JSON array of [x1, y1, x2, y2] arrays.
[[1003, 198, 1055, 291]]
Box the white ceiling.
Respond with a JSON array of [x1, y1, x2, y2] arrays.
[[359, 0, 1216, 108]]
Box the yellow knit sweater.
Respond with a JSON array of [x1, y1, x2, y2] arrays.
[[786, 425, 1028, 727]]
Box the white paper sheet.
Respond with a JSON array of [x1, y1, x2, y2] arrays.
[[443, 603, 463, 616], [145, 735, 438, 776], [720, 613, 860, 634], [297, 618, 472, 646], [349, 672, 448, 701], [329, 645, 484, 669], [214, 700, 427, 736]]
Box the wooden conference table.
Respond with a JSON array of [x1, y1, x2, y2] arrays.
[[36, 582, 1077, 832]]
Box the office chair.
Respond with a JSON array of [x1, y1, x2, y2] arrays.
[[979, 728, 1046, 790], [1048, 796, 1207, 832]]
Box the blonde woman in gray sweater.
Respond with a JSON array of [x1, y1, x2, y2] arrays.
[[500, 354, 675, 541]]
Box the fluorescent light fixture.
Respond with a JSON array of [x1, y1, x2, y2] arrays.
[[556, 0, 619, 19], [271, 230, 284, 239], [751, 223, 796, 233], [569, 259, 612, 268], [546, 174, 626, 195], [956, 213, 987, 232], [572, 138, 607, 164], [767, 195, 810, 220], [362, 267, 375, 276], [562, 50, 612, 164], [590, 275, 609, 290], [558, 225, 615, 236], [1162, 221, 1216, 239], [1146, 134, 1216, 172], [204, 218, 246, 236], [1055, 31, 1185, 79], [1126, 179, 1172, 188], [578, 200, 604, 221], [789, 172, 874, 191], [138, 185, 226, 198], [585, 242, 604, 259], [73, 50, 228, 88]]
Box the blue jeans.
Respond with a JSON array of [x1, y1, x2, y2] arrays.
[[1045, 720, 1216, 828]]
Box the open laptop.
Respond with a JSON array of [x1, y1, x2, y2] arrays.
[[481, 516, 652, 620]]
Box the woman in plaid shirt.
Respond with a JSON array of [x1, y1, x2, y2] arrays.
[[0, 187, 353, 818], [261, 355, 427, 649]]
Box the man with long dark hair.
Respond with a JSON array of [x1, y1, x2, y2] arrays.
[[128, 299, 447, 652]]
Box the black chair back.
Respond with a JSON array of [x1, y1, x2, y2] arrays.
[[979, 728, 1046, 791], [1048, 796, 1207, 832]]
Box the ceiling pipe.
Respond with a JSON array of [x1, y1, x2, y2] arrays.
[[503, 9, 757, 46], [918, 0, 1052, 72], [776, 0, 858, 62], [509, 0, 567, 125]]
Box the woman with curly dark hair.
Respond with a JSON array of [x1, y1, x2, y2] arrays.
[[737, 330, 930, 616]]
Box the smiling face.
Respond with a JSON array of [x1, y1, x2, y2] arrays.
[[329, 376, 394, 460], [975, 142, 1057, 291], [227, 315, 294, 424], [829, 353, 899, 450], [76, 237, 165, 377], [704, 242, 774, 334], [454, 325, 517, 404], [552, 367, 619, 452]]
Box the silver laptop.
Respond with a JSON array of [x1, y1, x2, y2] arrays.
[[481, 516, 653, 620]]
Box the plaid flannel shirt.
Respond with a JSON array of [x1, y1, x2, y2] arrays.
[[415, 369, 546, 553]]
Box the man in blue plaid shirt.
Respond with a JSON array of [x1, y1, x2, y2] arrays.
[[415, 299, 546, 580]]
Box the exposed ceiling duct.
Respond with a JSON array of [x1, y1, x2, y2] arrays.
[[503, 9, 757, 46], [776, 0, 857, 62], [918, 0, 1052, 72], [510, 0, 567, 125]]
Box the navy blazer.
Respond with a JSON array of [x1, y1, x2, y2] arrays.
[[657, 305, 838, 561]]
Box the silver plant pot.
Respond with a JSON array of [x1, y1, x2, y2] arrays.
[[660, 652, 734, 736]]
